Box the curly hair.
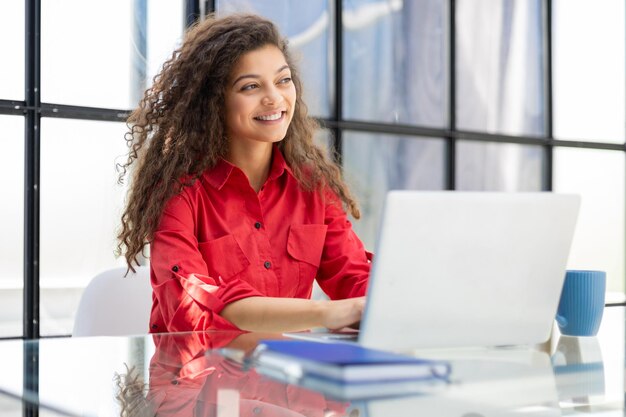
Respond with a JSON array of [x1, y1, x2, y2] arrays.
[[113, 365, 152, 417], [117, 13, 360, 271]]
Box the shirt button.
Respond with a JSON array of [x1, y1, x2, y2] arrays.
[[171, 380, 179, 385], [253, 407, 262, 414], [151, 324, 158, 330], [254, 222, 262, 229], [264, 261, 271, 269], [171, 265, 179, 272]]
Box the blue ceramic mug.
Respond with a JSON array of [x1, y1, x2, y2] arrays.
[[556, 270, 606, 337]]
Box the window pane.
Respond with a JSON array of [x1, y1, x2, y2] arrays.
[[0, 2, 24, 100], [40, 119, 128, 336], [342, 132, 446, 249], [138, 0, 185, 105], [456, 0, 545, 136], [553, 0, 625, 143], [554, 148, 625, 298], [42, 0, 184, 109], [456, 141, 544, 191], [343, 0, 448, 127], [216, 0, 333, 118], [0, 116, 24, 337]]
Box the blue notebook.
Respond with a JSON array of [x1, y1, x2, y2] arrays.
[[252, 340, 450, 383], [257, 368, 447, 400]]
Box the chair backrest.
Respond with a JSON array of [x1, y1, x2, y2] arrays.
[[72, 266, 152, 337]]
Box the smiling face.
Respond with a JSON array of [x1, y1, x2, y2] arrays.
[[224, 44, 297, 151]]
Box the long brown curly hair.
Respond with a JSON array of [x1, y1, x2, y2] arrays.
[[117, 13, 360, 271]]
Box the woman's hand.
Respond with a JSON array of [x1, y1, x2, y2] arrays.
[[320, 297, 365, 330]]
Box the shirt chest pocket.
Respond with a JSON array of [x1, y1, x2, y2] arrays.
[[286, 224, 328, 295], [198, 234, 250, 281]]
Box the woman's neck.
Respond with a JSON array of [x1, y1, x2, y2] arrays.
[[227, 142, 273, 193]]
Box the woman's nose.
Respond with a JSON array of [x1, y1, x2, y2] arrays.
[[262, 87, 282, 106]]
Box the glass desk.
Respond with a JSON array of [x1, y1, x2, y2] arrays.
[[0, 307, 623, 417]]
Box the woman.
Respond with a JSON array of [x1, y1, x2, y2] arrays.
[[117, 14, 371, 333]]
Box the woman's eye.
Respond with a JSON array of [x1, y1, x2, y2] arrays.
[[279, 77, 292, 85], [241, 84, 258, 91]]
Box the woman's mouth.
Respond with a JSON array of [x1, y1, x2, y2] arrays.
[[254, 111, 285, 122]]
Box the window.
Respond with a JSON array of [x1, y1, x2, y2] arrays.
[[552, 0, 625, 296], [456, 0, 545, 136], [0, 116, 24, 337], [553, 0, 625, 143], [0, 2, 24, 100], [554, 148, 625, 297], [1, 1, 185, 338], [39, 119, 129, 335], [343, 0, 449, 127], [343, 132, 446, 249], [41, 0, 184, 110], [456, 141, 544, 191]]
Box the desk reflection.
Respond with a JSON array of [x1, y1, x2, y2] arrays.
[[116, 332, 353, 417], [109, 331, 618, 416], [552, 335, 605, 410], [366, 349, 560, 417]]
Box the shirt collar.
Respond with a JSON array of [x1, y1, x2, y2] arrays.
[[203, 145, 291, 190], [267, 144, 292, 181]]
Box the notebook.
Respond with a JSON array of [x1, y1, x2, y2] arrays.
[[250, 339, 450, 399], [288, 192, 580, 351], [253, 339, 449, 382], [358, 191, 580, 351]]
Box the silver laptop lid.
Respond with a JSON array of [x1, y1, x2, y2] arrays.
[[359, 191, 580, 351]]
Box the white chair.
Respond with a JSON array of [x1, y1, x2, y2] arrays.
[[72, 266, 152, 337]]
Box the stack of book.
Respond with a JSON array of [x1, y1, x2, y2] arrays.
[[247, 340, 451, 400]]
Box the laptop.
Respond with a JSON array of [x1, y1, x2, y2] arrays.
[[359, 191, 580, 351], [288, 191, 580, 351]]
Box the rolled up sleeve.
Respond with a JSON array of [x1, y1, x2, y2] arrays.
[[150, 193, 263, 333]]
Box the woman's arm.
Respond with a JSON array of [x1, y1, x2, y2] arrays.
[[220, 296, 365, 332], [315, 191, 372, 300]]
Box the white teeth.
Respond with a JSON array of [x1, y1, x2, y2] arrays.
[[256, 112, 282, 121]]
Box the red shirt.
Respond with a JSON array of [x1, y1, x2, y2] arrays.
[[149, 147, 371, 332]]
